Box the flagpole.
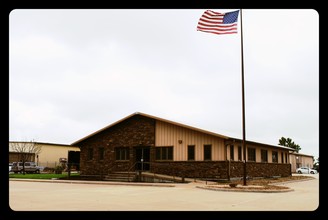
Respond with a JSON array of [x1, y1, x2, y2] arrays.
[[197, 9, 247, 185], [240, 9, 247, 186]]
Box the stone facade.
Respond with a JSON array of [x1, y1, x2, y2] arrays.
[[77, 115, 155, 175], [150, 160, 291, 179], [75, 113, 292, 179]]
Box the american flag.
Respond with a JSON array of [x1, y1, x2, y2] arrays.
[[197, 10, 239, 35]]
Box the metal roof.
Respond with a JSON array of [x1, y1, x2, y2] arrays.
[[226, 137, 295, 151], [71, 112, 230, 145], [9, 141, 77, 152], [71, 112, 294, 152], [290, 152, 314, 157]]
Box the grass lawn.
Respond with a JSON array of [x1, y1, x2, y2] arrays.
[[9, 172, 80, 179]]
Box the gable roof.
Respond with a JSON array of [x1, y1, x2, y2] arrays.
[[71, 112, 295, 151], [71, 112, 229, 145]]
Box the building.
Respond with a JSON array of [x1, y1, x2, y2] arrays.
[[289, 152, 315, 173], [71, 112, 294, 179], [9, 141, 80, 169]]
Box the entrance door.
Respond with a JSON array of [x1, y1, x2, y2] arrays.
[[68, 151, 80, 171], [135, 147, 150, 171]]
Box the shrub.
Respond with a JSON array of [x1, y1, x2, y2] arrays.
[[42, 167, 55, 173], [54, 165, 64, 174]]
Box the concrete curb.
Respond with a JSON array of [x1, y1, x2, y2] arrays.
[[194, 175, 316, 193], [9, 178, 176, 187], [195, 185, 294, 193]]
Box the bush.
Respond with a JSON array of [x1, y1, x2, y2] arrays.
[[42, 167, 55, 173], [54, 165, 64, 174]]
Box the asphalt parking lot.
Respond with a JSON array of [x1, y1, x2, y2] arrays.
[[9, 174, 319, 211]]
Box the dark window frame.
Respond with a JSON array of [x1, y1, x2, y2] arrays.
[[247, 147, 256, 162], [261, 149, 268, 163], [272, 151, 278, 163], [155, 146, 173, 161], [230, 145, 234, 160], [238, 146, 242, 161], [285, 153, 288, 163], [203, 144, 212, 161], [281, 152, 284, 163], [115, 147, 130, 161], [87, 148, 93, 161], [98, 147, 105, 160], [188, 145, 195, 161]]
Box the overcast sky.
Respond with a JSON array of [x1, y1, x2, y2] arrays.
[[9, 9, 319, 159]]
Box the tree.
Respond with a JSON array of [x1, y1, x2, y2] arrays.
[[313, 157, 319, 172], [278, 137, 301, 153], [10, 140, 42, 175]]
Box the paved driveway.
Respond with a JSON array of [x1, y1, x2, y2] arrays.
[[9, 174, 319, 211]]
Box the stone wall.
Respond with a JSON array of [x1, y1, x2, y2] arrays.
[[77, 115, 155, 175], [76, 114, 291, 178], [150, 160, 291, 179]]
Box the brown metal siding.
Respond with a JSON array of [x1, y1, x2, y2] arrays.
[[155, 120, 225, 161]]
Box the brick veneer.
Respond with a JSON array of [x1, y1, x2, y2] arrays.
[[150, 160, 291, 179], [76, 115, 291, 178], [77, 115, 155, 175]]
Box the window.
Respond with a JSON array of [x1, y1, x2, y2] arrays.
[[272, 151, 278, 163], [156, 147, 173, 160], [247, 147, 256, 162], [285, 153, 288, 163], [261, 149, 268, 162], [115, 147, 130, 160], [87, 148, 93, 160], [238, 146, 242, 161], [204, 145, 212, 161], [188, 145, 195, 161], [281, 152, 284, 163], [230, 145, 234, 160], [99, 147, 105, 160]]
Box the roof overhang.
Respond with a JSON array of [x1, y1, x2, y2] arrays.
[[226, 137, 295, 151], [71, 112, 230, 146], [71, 112, 293, 152]]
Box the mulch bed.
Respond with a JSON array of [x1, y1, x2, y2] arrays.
[[197, 175, 315, 192], [218, 175, 314, 186]]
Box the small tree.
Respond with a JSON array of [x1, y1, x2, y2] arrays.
[[10, 140, 42, 175], [278, 137, 301, 153], [313, 157, 319, 172]]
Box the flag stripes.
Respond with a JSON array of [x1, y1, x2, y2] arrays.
[[197, 10, 239, 35]]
